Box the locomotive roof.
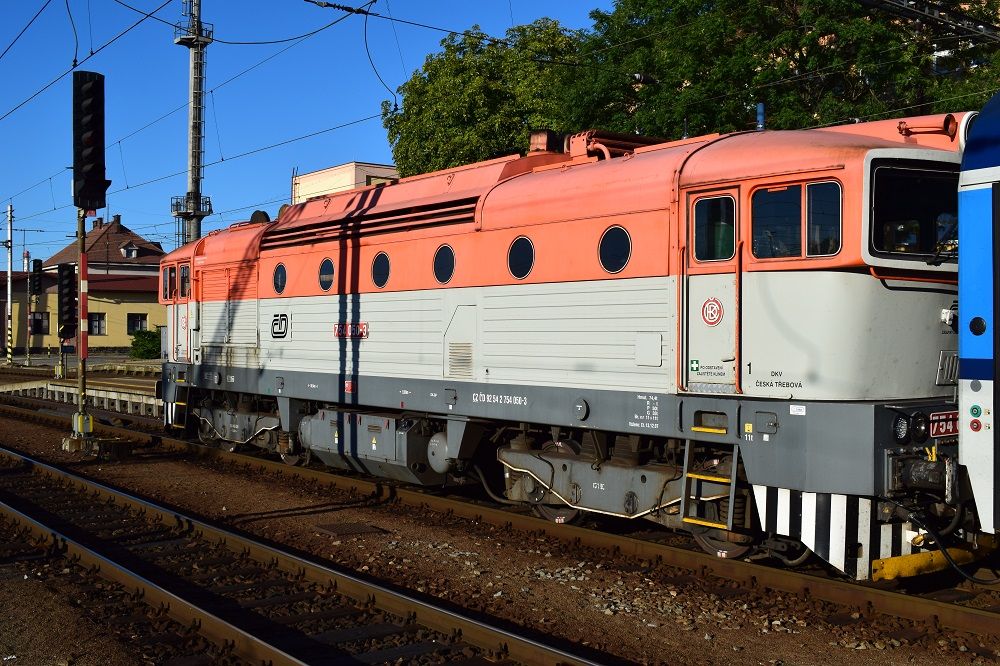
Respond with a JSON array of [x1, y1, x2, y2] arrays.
[[163, 112, 967, 266]]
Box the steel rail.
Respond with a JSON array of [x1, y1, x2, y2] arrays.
[[0, 442, 606, 666], [0, 499, 307, 666], [1, 398, 1000, 636]]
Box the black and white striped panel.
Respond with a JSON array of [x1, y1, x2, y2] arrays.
[[751, 485, 919, 580]]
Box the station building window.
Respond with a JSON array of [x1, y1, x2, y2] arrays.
[[599, 226, 631, 273], [508, 236, 534, 279], [434, 245, 455, 284], [751, 182, 841, 259], [319, 258, 335, 291], [30, 312, 48, 335], [127, 313, 148, 334], [372, 252, 390, 288], [89, 312, 106, 336], [273, 263, 287, 294], [694, 196, 736, 261]]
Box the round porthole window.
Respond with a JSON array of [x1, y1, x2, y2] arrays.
[[273, 263, 287, 294], [599, 226, 631, 274], [507, 236, 534, 280], [434, 244, 455, 284], [318, 258, 334, 291], [372, 252, 390, 288]]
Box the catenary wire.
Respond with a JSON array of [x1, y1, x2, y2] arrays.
[[1, 3, 356, 203], [0, 0, 171, 126], [16, 112, 381, 222], [64, 0, 79, 66], [112, 0, 363, 45], [0, 0, 53, 65]]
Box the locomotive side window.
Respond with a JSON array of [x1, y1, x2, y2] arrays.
[[372, 252, 390, 288], [273, 263, 287, 294], [599, 226, 631, 273], [433, 245, 455, 284], [870, 161, 959, 259], [166, 266, 177, 299], [179, 265, 190, 298], [807, 182, 841, 256], [752, 186, 801, 258], [161, 268, 170, 299], [319, 258, 335, 291], [694, 196, 736, 261], [508, 236, 534, 279]]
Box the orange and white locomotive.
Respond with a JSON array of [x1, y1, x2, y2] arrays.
[[161, 114, 974, 580]]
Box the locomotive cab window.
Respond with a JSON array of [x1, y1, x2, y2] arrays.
[[163, 266, 177, 299], [273, 263, 287, 294], [179, 265, 190, 298], [694, 196, 736, 261], [752, 181, 841, 259], [870, 160, 958, 261]]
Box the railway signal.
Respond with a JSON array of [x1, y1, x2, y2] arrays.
[[56, 263, 77, 340], [72, 71, 111, 211], [28, 258, 42, 296]]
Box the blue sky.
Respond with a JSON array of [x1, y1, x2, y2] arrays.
[[0, 0, 611, 262]]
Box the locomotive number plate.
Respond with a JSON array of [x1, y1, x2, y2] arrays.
[[930, 410, 959, 438]]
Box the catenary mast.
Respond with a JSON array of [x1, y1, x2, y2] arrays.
[[172, 0, 213, 246]]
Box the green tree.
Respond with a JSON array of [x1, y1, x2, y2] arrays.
[[382, 19, 582, 177], [385, 2, 1000, 175]]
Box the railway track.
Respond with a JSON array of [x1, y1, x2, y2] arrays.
[[2, 393, 1000, 640], [0, 442, 607, 665]]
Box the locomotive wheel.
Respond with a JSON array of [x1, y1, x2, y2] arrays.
[[528, 440, 583, 525], [197, 419, 218, 446], [691, 504, 752, 559], [531, 502, 582, 525], [280, 449, 311, 466]]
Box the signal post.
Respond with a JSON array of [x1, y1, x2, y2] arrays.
[[62, 70, 110, 453]]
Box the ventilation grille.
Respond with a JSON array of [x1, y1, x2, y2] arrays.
[[448, 343, 473, 379], [936, 350, 959, 386], [261, 196, 479, 250]]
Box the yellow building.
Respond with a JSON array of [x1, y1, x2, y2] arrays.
[[0, 216, 167, 353]]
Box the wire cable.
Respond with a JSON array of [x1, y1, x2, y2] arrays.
[[0, 0, 171, 126], [0, 0, 53, 65], [112, 0, 361, 46], [883, 497, 1000, 585], [362, 1, 397, 108], [64, 0, 79, 66], [17, 112, 381, 221], [383, 0, 407, 77]]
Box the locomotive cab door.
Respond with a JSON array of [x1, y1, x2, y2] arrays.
[[683, 189, 741, 393], [171, 263, 191, 363]]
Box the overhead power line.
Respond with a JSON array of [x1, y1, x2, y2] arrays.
[[0, 0, 53, 64], [17, 112, 381, 222], [0, 0, 171, 126], [860, 0, 1000, 43], [112, 0, 362, 45]]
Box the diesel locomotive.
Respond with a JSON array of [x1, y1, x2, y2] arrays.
[[160, 112, 978, 581]]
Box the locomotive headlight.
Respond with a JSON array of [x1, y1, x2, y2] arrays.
[[910, 412, 930, 444], [892, 414, 910, 444]]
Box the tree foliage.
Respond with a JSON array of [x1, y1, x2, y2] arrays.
[[383, 1, 1000, 175], [382, 19, 581, 177]]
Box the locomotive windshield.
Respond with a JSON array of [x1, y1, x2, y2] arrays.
[[870, 159, 959, 262]]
